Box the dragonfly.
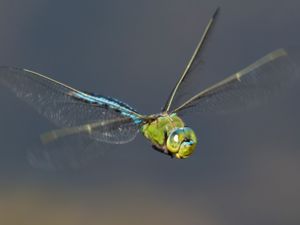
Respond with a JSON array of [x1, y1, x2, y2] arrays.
[[0, 8, 299, 160]]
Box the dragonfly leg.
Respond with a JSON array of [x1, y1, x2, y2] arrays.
[[151, 145, 174, 158]]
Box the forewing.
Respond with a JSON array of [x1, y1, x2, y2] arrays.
[[172, 48, 300, 114], [0, 67, 143, 143], [163, 8, 220, 112]]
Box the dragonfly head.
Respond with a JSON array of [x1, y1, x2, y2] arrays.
[[167, 127, 197, 159]]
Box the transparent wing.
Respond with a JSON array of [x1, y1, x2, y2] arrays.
[[0, 67, 143, 143], [28, 133, 111, 171], [27, 118, 140, 170], [41, 117, 139, 144], [172, 48, 300, 114], [163, 7, 220, 112]]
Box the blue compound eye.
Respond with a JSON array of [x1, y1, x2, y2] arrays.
[[167, 127, 197, 158]]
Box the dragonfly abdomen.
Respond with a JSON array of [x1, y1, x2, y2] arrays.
[[69, 91, 142, 124]]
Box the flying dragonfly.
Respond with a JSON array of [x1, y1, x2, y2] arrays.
[[0, 8, 299, 159]]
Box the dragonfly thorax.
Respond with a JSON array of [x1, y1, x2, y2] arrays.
[[141, 114, 197, 158]]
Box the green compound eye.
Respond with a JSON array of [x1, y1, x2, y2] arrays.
[[166, 127, 197, 159]]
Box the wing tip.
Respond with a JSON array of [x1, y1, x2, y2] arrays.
[[0, 66, 23, 71], [213, 6, 221, 19]]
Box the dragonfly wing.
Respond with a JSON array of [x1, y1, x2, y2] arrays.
[[172, 48, 300, 114], [0, 67, 143, 143], [28, 118, 141, 170], [41, 117, 140, 144], [163, 7, 220, 112], [28, 134, 110, 170]]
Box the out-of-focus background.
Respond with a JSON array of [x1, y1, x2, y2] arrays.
[[0, 0, 300, 224]]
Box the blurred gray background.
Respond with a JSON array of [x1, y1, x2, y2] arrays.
[[0, 0, 300, 224]]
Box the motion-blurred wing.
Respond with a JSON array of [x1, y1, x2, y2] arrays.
[[0, 67, 143, 143], [28, 133, 112, 170], [41, 117, 138, 144], [163, 7, 220, 112], [172, 48, 300, 114]]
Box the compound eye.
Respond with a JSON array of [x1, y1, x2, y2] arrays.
[[176, 140, 196, 159], [167, 128, 186, 153], [176, 127, 197, 159]]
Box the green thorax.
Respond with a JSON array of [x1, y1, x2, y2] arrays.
[[141, 113, 185, 147]]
